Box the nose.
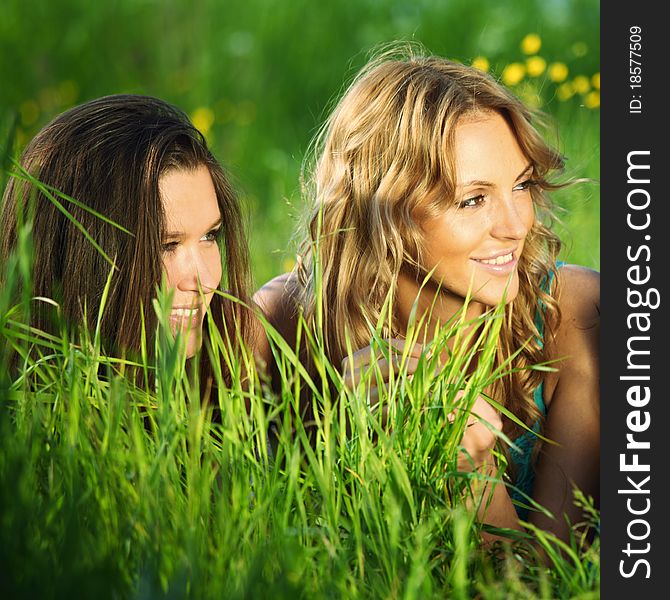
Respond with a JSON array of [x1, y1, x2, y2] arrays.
[[490, 195, 531, 240], [176, 247, 221, 295]]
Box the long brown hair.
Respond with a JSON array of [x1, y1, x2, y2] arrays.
[[1, 94, 252, 386], [297, 45, 564, 438]]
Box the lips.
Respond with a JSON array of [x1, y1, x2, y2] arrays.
[[471, 249, 519, 274]]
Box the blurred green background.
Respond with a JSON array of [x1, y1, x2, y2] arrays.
[[1, 0, 599, 288]]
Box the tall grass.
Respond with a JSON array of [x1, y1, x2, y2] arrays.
[[0, 180, 599, 598]]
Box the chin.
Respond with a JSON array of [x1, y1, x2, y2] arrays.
[[184, 333, 203, 359], [168, 326, 203, 359], [475, 278, 520, 307]]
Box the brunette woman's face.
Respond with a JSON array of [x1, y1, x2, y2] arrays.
[[418, 111, 535, 310], [159, 165, 223, 358]]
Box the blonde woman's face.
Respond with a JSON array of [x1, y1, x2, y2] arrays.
[[419, 112, 535, 309], [160, 165, 223, 358]]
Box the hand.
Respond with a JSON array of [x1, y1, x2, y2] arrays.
[[453, 393, 502, 473], [341, 341, 502, 460]]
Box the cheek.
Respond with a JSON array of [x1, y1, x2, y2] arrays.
[[521, 198, 536, 233], [205, 246, 223, 289], [423, 218, 484, 265], [443, 222, 487, 260], [162, 254, 178, 287]]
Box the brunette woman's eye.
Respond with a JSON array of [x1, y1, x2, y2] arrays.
[[161, 241, 178, 253], [202, 227, 222, 243], [458, 195, 485, 209]]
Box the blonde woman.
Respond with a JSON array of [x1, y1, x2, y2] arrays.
[[255, 47, 599, 545]]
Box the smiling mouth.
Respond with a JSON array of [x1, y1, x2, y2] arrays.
[[169, 306, 203, 330], [473, 252, 515, 266]]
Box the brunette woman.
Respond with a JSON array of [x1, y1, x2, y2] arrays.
[[1, 94, 253, 386]]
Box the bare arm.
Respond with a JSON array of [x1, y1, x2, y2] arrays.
[[530, 264, 600, 542]]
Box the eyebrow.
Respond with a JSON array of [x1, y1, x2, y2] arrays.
[[163, 217, 223, 239], [457, 162, 534, 188]]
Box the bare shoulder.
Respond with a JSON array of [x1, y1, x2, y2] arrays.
[[555, 263, 600, 326], [252, 272, 302, 363], [254, 271, 301, 324], [543, 264, 600, 402]]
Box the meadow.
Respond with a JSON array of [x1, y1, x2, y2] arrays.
[[1, 0, 599, 284], [1, 1, 599, 597]]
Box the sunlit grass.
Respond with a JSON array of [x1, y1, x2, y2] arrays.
[[0, 175, 599, 598]]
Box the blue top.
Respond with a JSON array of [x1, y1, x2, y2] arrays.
[[509, 262, 563, 519]]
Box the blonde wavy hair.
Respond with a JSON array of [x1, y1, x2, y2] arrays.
[[297, 44, 564, 439]]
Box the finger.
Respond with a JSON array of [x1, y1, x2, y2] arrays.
[[470, 397, 503, 430], [458, 422, 498, 470], [447, 410, 477, 427], [472, 410, 502, 430], [461, 423, 497, 454], [342, 339, 425, 374], [372, 355, 421, 380], [342, 345, 379, 370], [385, 338, 425, 359], [343, 356, 421, 389], [447, 395, 502, 431]]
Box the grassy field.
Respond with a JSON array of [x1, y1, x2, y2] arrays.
[[0, 247, 600, 599], [1, 1, 599, 598]]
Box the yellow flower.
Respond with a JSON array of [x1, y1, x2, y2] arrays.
[[502, 62, 526, 86], [521, 33, 542, 55], [591, 72, 600, 90], [548, 62, 569, 83], [573, 75, 590, 94], [471, 56, 490, 72], [585, 91, 600, 109], [526, 56, 547, 77], [556, 82, 575, 101], [190, 107, 215, 135], [571, 42, 588, 57]]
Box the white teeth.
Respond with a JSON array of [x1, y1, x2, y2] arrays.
[[479, 253, 513, 265], [171, 308, 198, 316]]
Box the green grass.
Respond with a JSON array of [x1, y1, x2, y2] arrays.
[[0, 194, 599, 598]]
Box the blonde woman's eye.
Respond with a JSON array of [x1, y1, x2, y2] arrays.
[[513, 179, 538, 192], [459, 195, 485, 208]]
